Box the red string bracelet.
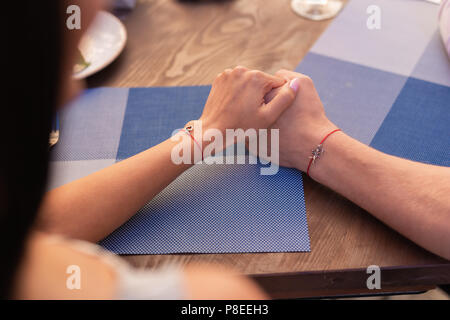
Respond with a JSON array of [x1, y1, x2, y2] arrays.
[[179, 125, 203, 161], [306, 128, 341, 177]]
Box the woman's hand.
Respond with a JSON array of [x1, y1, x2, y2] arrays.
[[265, 69, 338, 172], [198, 66, 299, 134]]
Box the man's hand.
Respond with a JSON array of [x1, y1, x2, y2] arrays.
[[266, 71, 450, 261], [265, 69, 338, 172]]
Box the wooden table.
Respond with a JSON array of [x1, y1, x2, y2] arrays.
[[88, 0, 450, 298]]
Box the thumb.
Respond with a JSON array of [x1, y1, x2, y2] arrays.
[[261, 78, 299, 124]]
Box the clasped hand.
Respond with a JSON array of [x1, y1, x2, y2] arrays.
[[198, 66, 337, 172]]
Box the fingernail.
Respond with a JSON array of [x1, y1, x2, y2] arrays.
[[289, 78, 300, 92]]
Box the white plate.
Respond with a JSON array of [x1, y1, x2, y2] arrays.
[[73, 11, 127, 79]]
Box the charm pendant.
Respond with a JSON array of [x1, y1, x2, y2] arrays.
[[310, 144, 324, 164]]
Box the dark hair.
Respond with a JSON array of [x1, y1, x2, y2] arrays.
[[2, 1, 63, 298]]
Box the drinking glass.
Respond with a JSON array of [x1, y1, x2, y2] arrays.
[[291, 0, 344, 21]]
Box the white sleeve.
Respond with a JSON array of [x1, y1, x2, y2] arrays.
[[113, 261, 186, 300], [51, 235, 186, 300]]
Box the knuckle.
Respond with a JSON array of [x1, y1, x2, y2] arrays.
[[213, 74, 222, 84], [214, 73, 224, 83], [233, 65, 248, 74], [275, 69, 293, 79], [215, 69, 232, 83], [275, 69, 289, 76], [217, 69, 232, 79], [247, 70, 263, 81]]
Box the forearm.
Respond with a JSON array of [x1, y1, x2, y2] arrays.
[[270, 69, 450, 259], [36, 67, 296, 243], [37, 137, 193, 242], [310, 132, 450, 259]]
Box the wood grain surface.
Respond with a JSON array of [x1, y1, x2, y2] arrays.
[[87, 0, 450, 297]]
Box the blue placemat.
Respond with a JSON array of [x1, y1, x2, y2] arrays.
[[296, 0, 450, 165], [49, 86, 310, 254]]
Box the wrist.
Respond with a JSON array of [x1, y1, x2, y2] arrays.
[[183, 119, 219, 155], [293, 120, 339, 172], [306, 128, 345, 182]]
